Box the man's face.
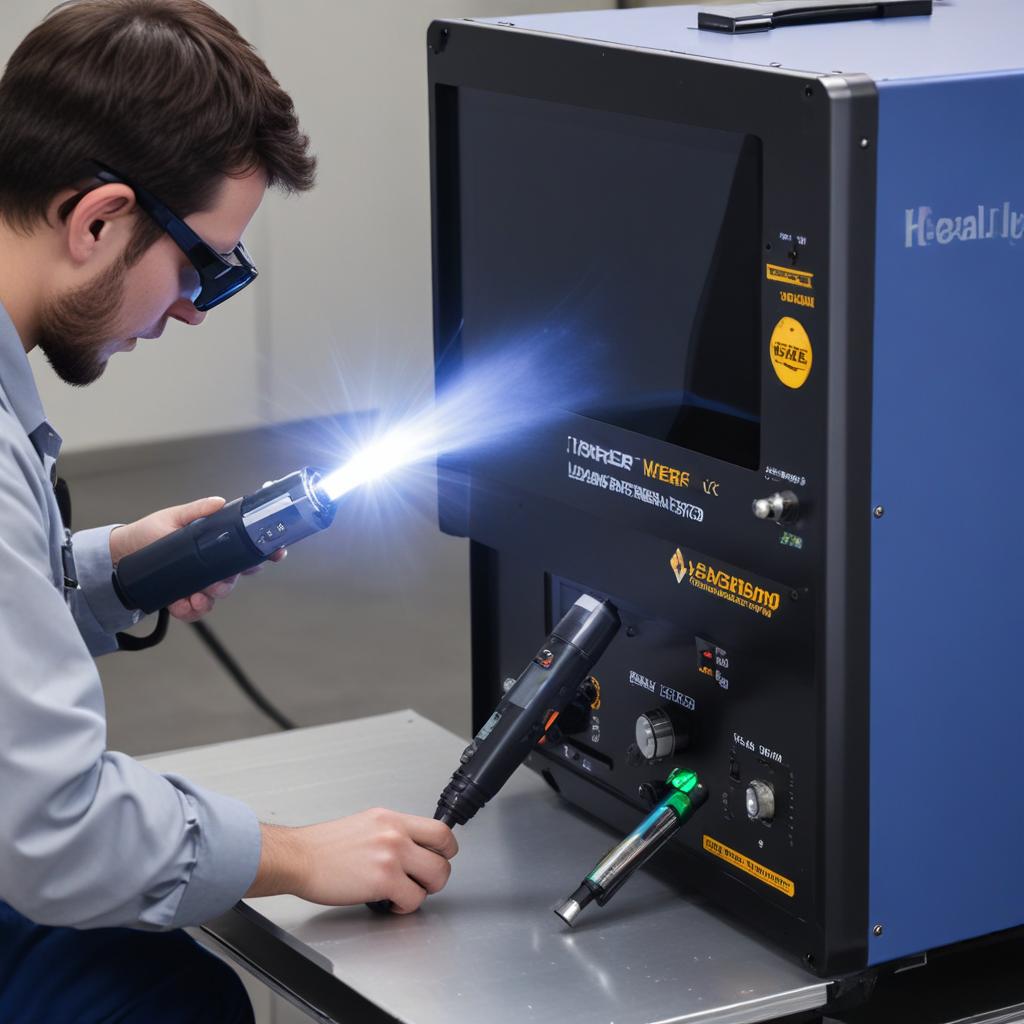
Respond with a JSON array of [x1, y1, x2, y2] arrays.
[[37, 169, 267, 386]]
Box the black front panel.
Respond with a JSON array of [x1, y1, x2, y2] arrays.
[[430, 21, 876, 974]]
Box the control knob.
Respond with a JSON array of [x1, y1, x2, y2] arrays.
[[635, 709, 675, 762], [745, 779, 776, 821], [752, 490, 798, 523]]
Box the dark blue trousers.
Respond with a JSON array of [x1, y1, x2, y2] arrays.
[[0, 902, 254, 1023]]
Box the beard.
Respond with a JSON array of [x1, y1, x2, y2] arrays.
[[36, 255, 131, 387]]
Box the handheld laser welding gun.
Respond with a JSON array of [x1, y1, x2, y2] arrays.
[[368, 593, 620, 913], [436, 593, 620, 827], [112, 422, 436, 614], [112, 468, 336, 614]]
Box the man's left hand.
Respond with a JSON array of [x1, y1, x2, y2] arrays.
[[109, 496, 287, 623]]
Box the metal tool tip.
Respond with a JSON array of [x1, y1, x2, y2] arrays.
[[554, 898, 583, 927]]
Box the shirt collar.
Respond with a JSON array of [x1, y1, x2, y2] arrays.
[[0, 302, 63, 462]]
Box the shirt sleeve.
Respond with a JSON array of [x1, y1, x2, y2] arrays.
[[67, 525, 143, 656], [0, 434, 262, 930]]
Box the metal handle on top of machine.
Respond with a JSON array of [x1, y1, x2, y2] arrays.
[[555, 767, 708, 927], [697, 0, 931, 34], [112, 468, 338, 615], [367, 593, 621, 913]]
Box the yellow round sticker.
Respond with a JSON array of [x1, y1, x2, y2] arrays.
[[769, 316, 813, 389]]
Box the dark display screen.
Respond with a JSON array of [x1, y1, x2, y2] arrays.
[[454, 88, 763, 469]]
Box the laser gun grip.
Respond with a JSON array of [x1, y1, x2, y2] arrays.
[[113, 500, 261, 614]]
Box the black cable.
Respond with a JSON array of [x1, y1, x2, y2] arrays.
[[117, 607, 170, 651], [188, 620, 296, 731]]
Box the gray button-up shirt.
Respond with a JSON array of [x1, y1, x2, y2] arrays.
[[0, 303, 260, 930]]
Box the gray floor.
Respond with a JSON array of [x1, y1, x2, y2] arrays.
[[63, 416, 472, 756]]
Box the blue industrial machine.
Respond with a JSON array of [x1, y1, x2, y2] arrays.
[[429, 0, 1024, 977]]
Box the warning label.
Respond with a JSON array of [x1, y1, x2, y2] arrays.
[[703, 835, 795, 897], [766, 263, 814, 290], [670, 548, 782, 620], [769, 316, 813, 390]]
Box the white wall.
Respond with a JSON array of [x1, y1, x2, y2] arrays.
[[16, 0, 266, 451], [0, 0, 615, 452]]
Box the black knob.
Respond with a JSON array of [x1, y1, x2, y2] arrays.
[[635, 709, 675, 761]]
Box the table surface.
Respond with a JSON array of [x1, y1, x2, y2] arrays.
[[145, 712, 829, 1024]]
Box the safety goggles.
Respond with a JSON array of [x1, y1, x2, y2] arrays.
[[73, 161, 258, 311]]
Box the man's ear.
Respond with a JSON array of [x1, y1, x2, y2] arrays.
[[56, 183, 137, 266]]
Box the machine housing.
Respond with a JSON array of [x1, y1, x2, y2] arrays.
[[429, 0, 1024, 975]]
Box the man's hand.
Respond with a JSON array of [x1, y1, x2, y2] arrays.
[[246, 809, 459, 914], [109, 496, 286, 623]]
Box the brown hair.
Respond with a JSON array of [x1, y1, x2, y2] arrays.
[[0, 0, 315, 236]]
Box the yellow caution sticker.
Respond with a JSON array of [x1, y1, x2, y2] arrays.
[[670, 547, 782, 619], [703, 835, 795, 897], [769, 317, 813, 389], [766, 263, 814, 289]]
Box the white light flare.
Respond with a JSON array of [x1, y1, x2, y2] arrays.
[[317, 423, 439, 503], [313, 328, 605, 509]]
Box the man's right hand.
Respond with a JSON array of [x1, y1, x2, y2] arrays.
[[245, 809, 458, 914]]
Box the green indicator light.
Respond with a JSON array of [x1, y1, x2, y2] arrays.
[[664, 767, 701, 818], [667, 767, 700, 793]]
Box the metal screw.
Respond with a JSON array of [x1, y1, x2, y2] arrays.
[[873, 505, 885, 519], [860, 138, 871, 149], [626, 625, 638, 638], [873, 924, 884, 937], [769, 61, 781, 68]]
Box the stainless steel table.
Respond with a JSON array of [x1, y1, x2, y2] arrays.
[[145, 712, 829, 1024]]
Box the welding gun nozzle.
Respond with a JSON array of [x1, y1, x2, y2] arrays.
[[554, 883, 596, 927]]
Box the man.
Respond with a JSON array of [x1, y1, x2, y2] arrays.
[[0, 2, 457, 1021]]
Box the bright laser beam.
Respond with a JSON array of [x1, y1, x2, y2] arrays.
[[317, 423, 438, 502], [312, 327, 605, 511]]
